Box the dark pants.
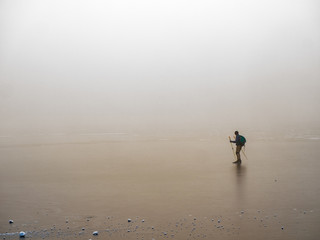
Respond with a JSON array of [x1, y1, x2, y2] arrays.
[[236, 145, 242, 161]]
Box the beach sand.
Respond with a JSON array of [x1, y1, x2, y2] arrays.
[[0, 135, 319, 239]]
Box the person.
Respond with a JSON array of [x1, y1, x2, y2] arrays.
[[230, 131, 245, 164]]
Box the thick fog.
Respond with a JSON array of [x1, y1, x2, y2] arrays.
[[0, 0, 319, 137]]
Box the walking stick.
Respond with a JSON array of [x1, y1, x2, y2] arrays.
[[241, 148, 248, 160], [228, 136, 237, 161]]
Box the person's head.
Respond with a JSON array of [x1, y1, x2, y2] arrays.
[[234, 131, 239, 135]]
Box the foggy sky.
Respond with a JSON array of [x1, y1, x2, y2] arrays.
[[1, 0, 319, 135]]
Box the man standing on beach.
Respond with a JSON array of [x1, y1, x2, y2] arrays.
[[230, 131, 246, 164]]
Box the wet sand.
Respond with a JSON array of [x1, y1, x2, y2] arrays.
[[1, 135, 320, 239]]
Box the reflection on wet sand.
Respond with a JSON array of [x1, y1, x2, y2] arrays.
[[234, 164, 247, 211]]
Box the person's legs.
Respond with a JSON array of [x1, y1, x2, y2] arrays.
[[236, 145, 242, 161]]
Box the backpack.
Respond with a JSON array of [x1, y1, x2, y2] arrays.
[[239, 135, 246, 145]]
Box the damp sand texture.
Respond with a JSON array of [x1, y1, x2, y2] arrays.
[[1, 138, 320, 240]]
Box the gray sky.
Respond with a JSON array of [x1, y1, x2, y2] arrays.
[[0, 0, 319, 135]]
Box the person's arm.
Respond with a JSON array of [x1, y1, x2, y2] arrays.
[[230, 135, 240, 143], [229, 136, 235, 143]]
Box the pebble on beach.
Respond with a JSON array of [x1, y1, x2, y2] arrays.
[[92, 231, 98, 235], [19, 231, 26, 238]]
